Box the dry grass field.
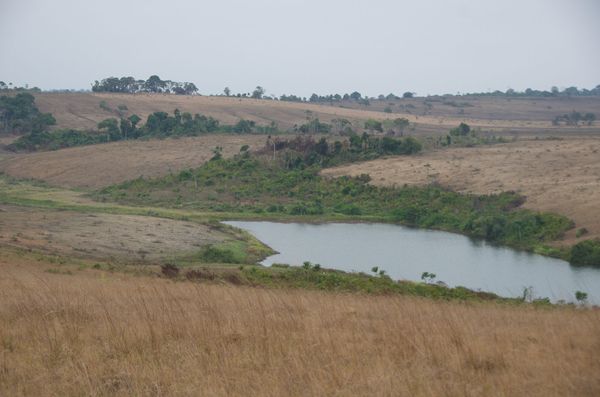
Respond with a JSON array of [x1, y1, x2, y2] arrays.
[[0, 134, 270, 188], [33, 92, 600, 135], [0, 252, 598, 397], [322, 137, 600, 243], [0, 205, 228, 262]]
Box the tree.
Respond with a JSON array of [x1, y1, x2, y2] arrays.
[[392, 117, 409, 136], [402, 91, 414, 98], [575, 290, 588, 304], [98, 118, 120, 141], [233, 119, 256, 133], [449, 122, 471, 136], [183, 82, 198, 95], [350, 91, 362, 101], [223, 87, 231, 96], [364, 119, 383, 133], [144, 75, 165, 93], [421, 272, 436, 283], [252, 86, 265, 99], [332, 118, 352, 135]]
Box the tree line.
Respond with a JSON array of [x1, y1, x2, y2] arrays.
[[91, 75, 198, 95]]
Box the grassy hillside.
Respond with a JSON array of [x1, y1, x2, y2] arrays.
[[32, 92, 600, 135], [1, 251, 598, 396]]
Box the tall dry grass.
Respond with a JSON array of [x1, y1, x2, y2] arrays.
[[0, 260, 599, 396]]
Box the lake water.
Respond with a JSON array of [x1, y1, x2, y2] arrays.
[[225, 221, 600, 304]]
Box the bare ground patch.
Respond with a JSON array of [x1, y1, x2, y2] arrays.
[[0, 205, 227, 262], [322, 138, 600, 243], [0, 134, 269, 189]]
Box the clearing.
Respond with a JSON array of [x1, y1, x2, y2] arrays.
[[0, 205, 227, 262]]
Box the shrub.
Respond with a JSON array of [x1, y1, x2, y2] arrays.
[[199, 246, 237, 263], [161, 263, 180, 278], [185, 268, 215, 281], [570, 239, 600, 266]]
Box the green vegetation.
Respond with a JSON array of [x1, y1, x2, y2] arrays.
[[94, 146, 572, 254], [262, 134, 421, 169], [240, 262, 515, 302], [7, 129, 105, 151], [92, 75, 198, 95], [570, 239, 600, 267], [152, 259, 522, 303], [8, 108, 279, 152], [437, 123, 508, 147], [0, 93, 55, 134]]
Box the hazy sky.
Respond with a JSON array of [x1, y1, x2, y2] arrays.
[[1, 0, 599, 97]]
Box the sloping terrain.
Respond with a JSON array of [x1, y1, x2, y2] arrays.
[[322, 137, 600, 243], [33, 92, 600, 134], [0, 205, 227, 262], [0, 134, 269, 189], [1, 254, 599, 396]]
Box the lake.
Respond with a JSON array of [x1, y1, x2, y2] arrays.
[[225, 221, 600, 304]]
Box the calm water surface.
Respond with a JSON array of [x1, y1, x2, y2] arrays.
[[225, 221, 600, 304]]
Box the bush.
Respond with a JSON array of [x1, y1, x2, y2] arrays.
[[161, 263, 180, 278], [570, 239, 600, 266], [199, 246, 237, 263]]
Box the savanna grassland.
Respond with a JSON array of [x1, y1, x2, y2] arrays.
[[1, 251, 599, 397], [1, 91, 600, 396], [32, 92, 600, 134]]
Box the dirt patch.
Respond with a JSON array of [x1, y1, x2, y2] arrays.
[[0, 134, 269, 189], [322, 137, 600, 243], [0, 205, 227, 262]]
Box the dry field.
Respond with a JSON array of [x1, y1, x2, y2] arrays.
[[0, 252, 598, 396], [0, 205, 227, 262], [322, 137, 600, 243], [0, 134, 269, 189], [33, 92, 600, 135]]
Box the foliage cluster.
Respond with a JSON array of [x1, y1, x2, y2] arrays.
[[92, 75, 198, 95], [0, 93, 55, 134], [570, 239, 600, 267], [552, 111, 596, 126], [8, 108, 276, 152], [261, 135, 422, 169]]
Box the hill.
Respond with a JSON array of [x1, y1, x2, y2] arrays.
[[33, 92, 600, 135], [322, 137, 600, 243]]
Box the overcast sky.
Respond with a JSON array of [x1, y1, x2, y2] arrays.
[[1, 0, 599, 97]]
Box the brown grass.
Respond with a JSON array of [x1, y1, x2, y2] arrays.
[[33, 92, 600, 134], [1, 254, 599, 396], [0, 134, 270, 189], [322, 137, 600, 243]]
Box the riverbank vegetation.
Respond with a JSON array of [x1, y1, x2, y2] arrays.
[[94, 142, 575, 259]]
